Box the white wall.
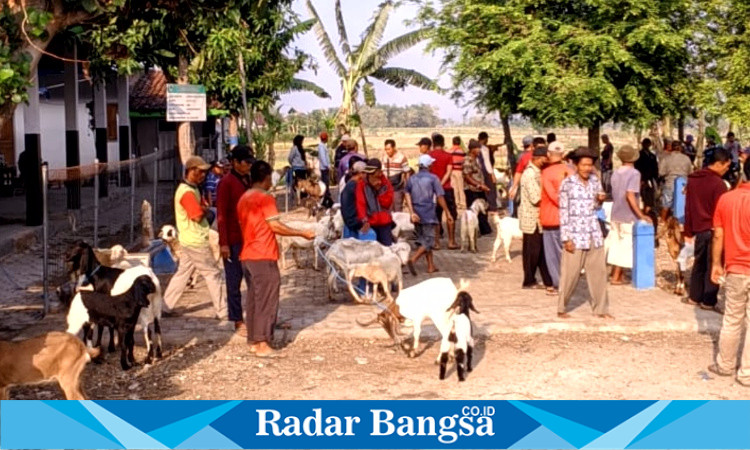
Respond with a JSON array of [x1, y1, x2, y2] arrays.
[[13, 100, 120, 169]]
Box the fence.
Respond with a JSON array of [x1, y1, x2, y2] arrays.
[[39, 147, 182, 313]]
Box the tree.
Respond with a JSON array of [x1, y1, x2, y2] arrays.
[[422, 0, 692, 153], [306, 0, 440, 153]]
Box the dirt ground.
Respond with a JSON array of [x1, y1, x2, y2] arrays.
[[7, 331, 748, 401]]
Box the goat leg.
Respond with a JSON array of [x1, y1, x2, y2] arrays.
[[154, 318, 163, 358], [456, 348, 466, 382], [467, 346, 474, 372], [118, 325, 132, 370], [145, 327, 154, 364], [107, 326, 116, 353], [439, 352, 449, 380]]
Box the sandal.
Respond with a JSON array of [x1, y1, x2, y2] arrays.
[[681, 298, 699, 305], [699, 304, 723, 314], [707, 364, 733, 377], [546, 287, 558, 296]]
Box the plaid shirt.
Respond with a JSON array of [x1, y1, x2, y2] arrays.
[[519, 163, 543, 233], [559, 173, 604, 249]]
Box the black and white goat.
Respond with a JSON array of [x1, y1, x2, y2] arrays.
[[65, 241, 163, 362], [439, 291, 478, 382], [67, 275, 155, 370]]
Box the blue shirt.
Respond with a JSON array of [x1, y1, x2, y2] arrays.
[[340, 180, 361, 231], [204, 172, 221, 203], [318, 142, 330, 170], [405, 169, 445, 225], [288, 146, 305, 170]]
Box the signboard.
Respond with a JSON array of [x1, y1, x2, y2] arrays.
[[166, 84, 207, 122]]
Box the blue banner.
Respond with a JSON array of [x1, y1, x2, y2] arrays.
[[2, 400, 749, 449]]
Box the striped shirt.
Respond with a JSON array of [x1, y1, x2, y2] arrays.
[[383, 152, 409, 188]]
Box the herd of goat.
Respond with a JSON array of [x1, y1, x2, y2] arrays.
[[1, 186, 692, 398]]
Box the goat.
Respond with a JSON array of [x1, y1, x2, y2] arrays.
[[491, 216, 522, 263], [439, 292, 479, 382], [325, 239, 411, 301], [278, 219, 337, 270], [109, 245, 134, 270], [158, 224, 198, 289], [392, 212, 416, 240], [0, 332, 100, 400], [296, 176, 326, 217], [67, 275, 155, 370], [65, 241, 164, 362], [345, 252, 403, 304], [664, 216, 687, 295], [359, 278, 471, 362], [56, 280, 78, 310], [461, 199, 488, 253]]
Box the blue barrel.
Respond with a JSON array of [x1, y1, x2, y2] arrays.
[[673, 176, 688, 224], [632, 220, 655, 289]]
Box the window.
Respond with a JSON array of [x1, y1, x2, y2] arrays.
[[107, 104, 118, 141]]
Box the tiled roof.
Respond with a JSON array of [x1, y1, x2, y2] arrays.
[[129, 69, 167, 112]]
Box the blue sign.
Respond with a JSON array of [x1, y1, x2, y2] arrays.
[[2, 400, 749, 449]]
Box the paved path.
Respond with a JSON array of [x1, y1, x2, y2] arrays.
[[0, 207, 724, 347]]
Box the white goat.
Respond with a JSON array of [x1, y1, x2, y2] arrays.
[[346, 252, 403, 303], [360, 278, 471, 362], [109, 245, 133, 270], [460, 199, 488, 253], [491, 216, 523, 263], [278, 219, 336, 270], [392, 212, 415, 239], [439, 291, 478, 382]]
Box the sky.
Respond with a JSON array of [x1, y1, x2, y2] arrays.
[[278, 0, 479, 122]]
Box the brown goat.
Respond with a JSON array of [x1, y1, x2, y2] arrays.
[[296, 176, 325, 217], [0, 332, 99, 400], [664, 216, 686, 295]]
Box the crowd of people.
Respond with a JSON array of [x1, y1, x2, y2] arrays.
[[158, 128, 750, 385]]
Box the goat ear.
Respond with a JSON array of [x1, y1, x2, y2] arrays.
[[446, 295, 461, 312]]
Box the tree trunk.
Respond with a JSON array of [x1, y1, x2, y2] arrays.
[[696, 110, 706, 167], [500, 112, 515, 171], [677, 115, 685, 142], [353, 100, 368, 157], [176, 55, 194, 164], [588, 122, 601, 155], [649, 122, 663, 154], [662, 117, 672, 140], [237, 52, 252, 145]]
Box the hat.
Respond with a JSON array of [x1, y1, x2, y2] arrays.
[[417, 137, 432, 147], [229, 145, 254, 163], [219, 157, 230, 166], [418, 154, 436, 168], [616, 145, 639, 163], [532, 147, 548, 157], [569, 147, 598, 162], [522, 135, 534, 147], [320, 131, 328, 140], [548, 142, 565, 154], [351, 161, 367, 173], [686, 134, 694, 142], [185, 155, 211, 171], [363, 158, 382, 173]]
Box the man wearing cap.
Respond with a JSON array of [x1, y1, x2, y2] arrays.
[[382, 139, 410, 212], [203, 160, 224, 206], [337, 139, 364, 182], [558, 147, 612, 320], [478, 131, 499, 213], [163, 155, 227, 320], [417, 137, 432, 155], [520, 146, 554, 292], [429, 134, 459, 250], [683, 147, 731, 312], [405, 154, 453, 274], [340, 160, 368, 237], [509, 135, 535, 218], [216, 145, 253, 336], [607, 145, 652, 285], [356, 159, 395, 245], [541, 142, 574, 290]]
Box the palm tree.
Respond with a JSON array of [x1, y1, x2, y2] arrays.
[[306, 0, 439, 154]]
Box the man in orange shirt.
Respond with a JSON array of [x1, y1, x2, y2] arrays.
[[237, 161, 315, 358], [709, 159, 750, 386], [540, 142, 573, 289]]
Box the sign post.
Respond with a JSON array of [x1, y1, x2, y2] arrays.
[[166, 84, 207, 122]]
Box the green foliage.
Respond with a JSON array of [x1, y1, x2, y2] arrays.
[[421, 0, 693, 130], [306, 0, 439, 133], [281, 104, 442, 133], [0, 6, 47, 111]]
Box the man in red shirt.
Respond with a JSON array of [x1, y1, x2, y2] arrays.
[[429, 134, 458, 250], [684, 147, 731, 311], [540, 142, 573, 289], [709, 159, 750, 386], [216, 145, 253, 337], [356, 159, 395, 246], [237, 161, 315, 357]]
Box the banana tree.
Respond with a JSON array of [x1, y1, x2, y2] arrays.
[[306, 0, 440, 154]]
